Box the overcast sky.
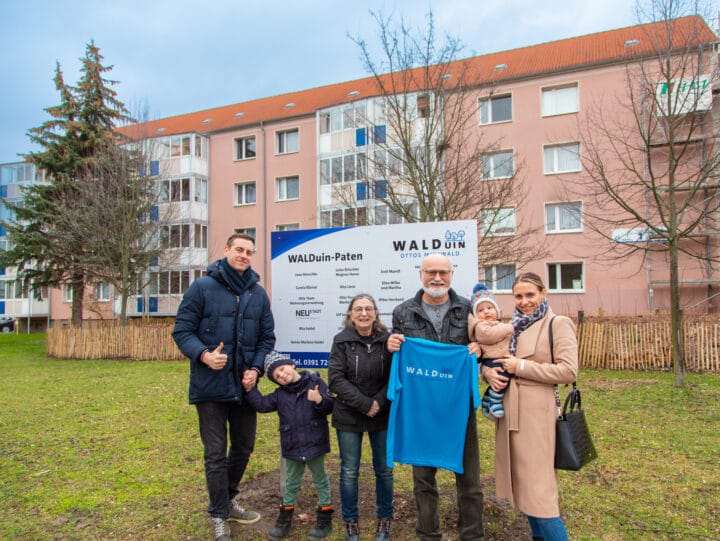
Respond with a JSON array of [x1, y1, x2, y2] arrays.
[[0, 0, 644, 164]]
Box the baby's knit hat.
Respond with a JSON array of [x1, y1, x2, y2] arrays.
[[471, 283, 501, 316], [264, 351, 295, 384]]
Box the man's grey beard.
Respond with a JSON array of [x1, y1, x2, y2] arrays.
[[423, 286, 449, 299]]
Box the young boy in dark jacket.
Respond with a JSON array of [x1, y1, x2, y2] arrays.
[[242, 351, 335, 540]]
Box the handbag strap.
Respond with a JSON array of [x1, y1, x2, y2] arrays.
[[549, 315, 578, 416]]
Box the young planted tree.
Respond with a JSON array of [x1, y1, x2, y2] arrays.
[[347, 10, 545, 272], [1, 41, 130, 325], [570, 2, 719, 385]]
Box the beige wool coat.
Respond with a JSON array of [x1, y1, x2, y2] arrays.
[[484, 310, 578, 518]]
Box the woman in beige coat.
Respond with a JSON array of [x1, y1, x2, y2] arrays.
[[481, 272, 577, 541]]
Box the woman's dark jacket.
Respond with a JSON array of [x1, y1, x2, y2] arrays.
[[391, 288, 470, 345], [328, 325, 391, 433], [172, 259, 276, 404], [245, 371, 334, 462]]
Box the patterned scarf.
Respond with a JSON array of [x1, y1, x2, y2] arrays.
[[508, 298, 549, 354]]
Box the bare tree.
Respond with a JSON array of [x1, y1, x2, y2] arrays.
[[53, 108, 183, 327], [346, 10, 546, 274], [569, 1, 719, 386]]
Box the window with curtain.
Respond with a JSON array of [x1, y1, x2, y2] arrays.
[[544, 143, 580, 174], [545, 202, 582, 232], [483, 264, 516, 291], [234, 182, 256, 205], [277, 176, 300, 201], [481, 150, 514, 179], [276, 129, 299, 154], [542, 84, 579, 116], [479, 94, 512, 124], [482, 207, 516, 236]]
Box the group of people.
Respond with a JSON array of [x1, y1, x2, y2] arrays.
[[173, 233, 579, 541]]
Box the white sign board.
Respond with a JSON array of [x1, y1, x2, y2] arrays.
[[655, 75, 712, 115], [271, 220, 478, 367], [612, 227, 650, 243]]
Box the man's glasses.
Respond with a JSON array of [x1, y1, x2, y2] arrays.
[[352, 306, 376, 314], [422, 269, 452, 278]]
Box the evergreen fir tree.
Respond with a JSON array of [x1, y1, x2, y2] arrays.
[[0, 41, 131, 325]]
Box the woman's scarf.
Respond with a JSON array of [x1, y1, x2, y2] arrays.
[[508, 298, 549, 354]]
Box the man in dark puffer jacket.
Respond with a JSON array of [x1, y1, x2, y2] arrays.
[[173, 233, 275, 541]]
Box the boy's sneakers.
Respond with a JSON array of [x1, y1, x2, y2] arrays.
[[228, 499, 261, 524], [211, 517, 231, 541], [482, 388, 505, 419]]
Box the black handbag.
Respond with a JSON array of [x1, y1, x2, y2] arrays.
[[549, 317, 598, 471]]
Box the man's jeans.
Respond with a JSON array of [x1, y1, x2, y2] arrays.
[[196, 401, 257, 518], [336, 429, 394, 521], [412, 409, 484, 540]]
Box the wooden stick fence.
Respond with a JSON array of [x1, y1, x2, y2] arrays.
[[46, 323, 184, 361], [577, 318, 720, 372], [46, 317, 720, 372]]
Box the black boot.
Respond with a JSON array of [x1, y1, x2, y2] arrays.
[[268, 504, 294, 540], [308, 505, 333, 539]]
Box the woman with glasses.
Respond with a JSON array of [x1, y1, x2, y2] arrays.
[[328, 294, 393, 541]]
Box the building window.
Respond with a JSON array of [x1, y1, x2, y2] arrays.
[[159, 178, 190, 203], [194, 178, 208, 203], [543, 143, 580, 174], [94, 283, 110, 302], [479, 94, 512, 124], [0, 280, 16, 299], [547, 262, 584, 291], [194, 224, 208, 248], [277, 176, 299, 201], [194, 135, 207, 158], [546, 202, 582, 233], [235, 136, 256, 160], [482, 207, 516, 236], [319, 102, 366, 134], [276, 129, 299, 154], [63, 284, 73, 303], [170, 135, 192, 157], [481, 150, 514, 180], [417, 93, 430, 118], [158, 270, 190, 295], [320, 152, 367, 185], [484, 264, 516, 292], [542, 83, 579, 116], [163, 224, 191, 248], [276, 223, 300, 231], [234, 227, 256, 240], [235, 182, 256, 205]]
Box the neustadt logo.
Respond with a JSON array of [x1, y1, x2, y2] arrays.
[[405, 365, 455, 380], [392, 229, 466, 252]]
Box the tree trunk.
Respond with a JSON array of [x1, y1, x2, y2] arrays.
[[669, 241, 686, 387], [70, 273, 85, 326]]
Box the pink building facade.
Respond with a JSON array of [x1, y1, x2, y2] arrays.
[[2, 16, 718, 327]]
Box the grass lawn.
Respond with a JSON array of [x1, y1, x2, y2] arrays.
[[0, 333, 718, 540]]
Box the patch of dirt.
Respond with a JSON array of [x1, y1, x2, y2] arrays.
[[232, 456, 531, 540]]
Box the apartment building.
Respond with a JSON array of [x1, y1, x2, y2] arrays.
[[1, 16, 718, 327]]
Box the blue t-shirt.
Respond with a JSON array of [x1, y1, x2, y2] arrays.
[[386, 336, 480, 473]]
